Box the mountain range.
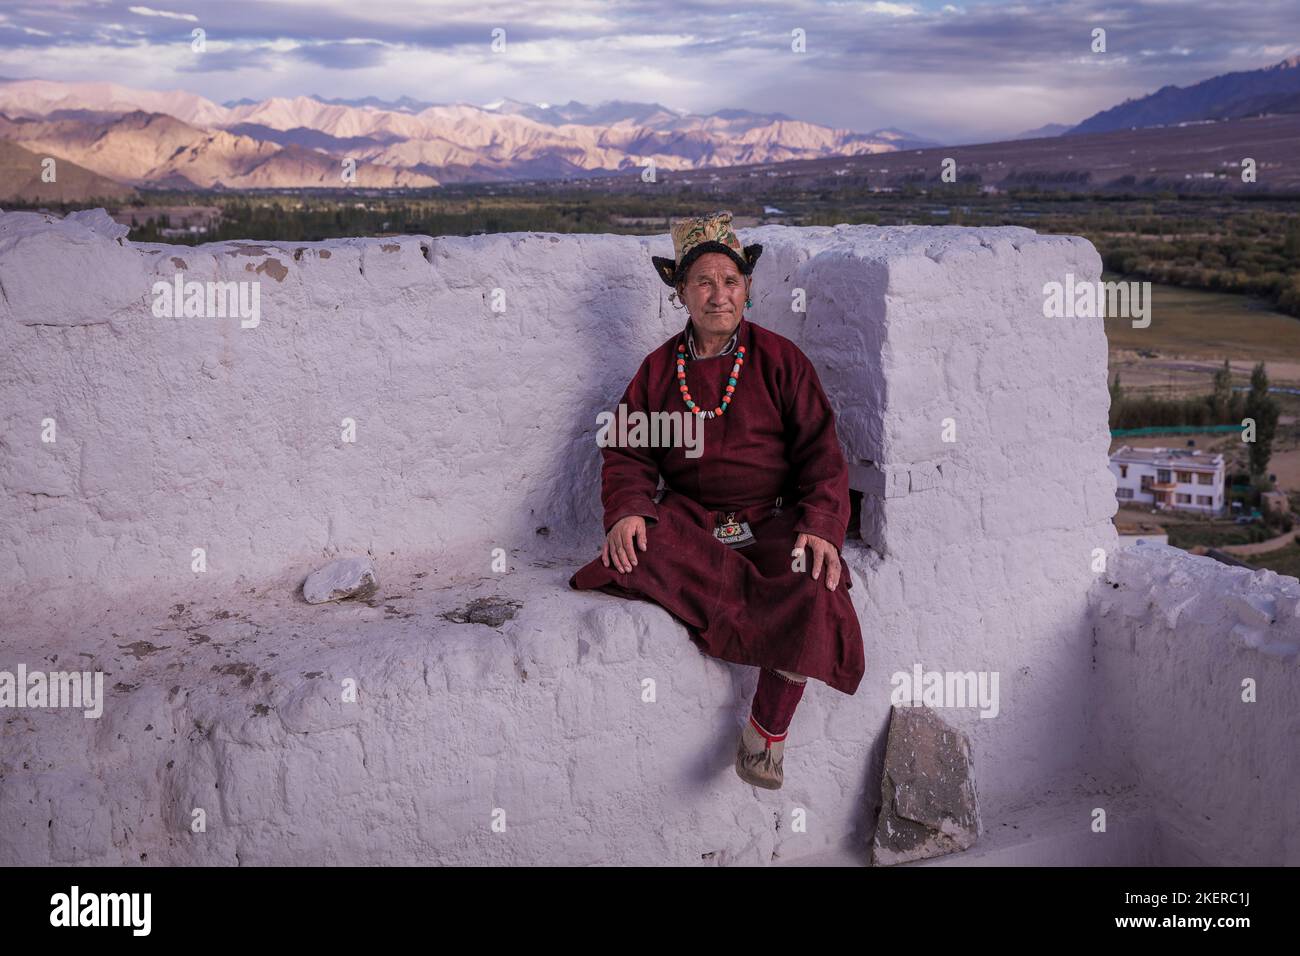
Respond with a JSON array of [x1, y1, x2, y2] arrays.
[[0, 54, 1296, 197], [0, 80, 936, 192], [0, 137, 133, 202], [1068, 54, 1300, 135]]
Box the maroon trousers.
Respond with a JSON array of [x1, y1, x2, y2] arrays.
[[569, 489, 866, 696], [750, 667, 807, 747]]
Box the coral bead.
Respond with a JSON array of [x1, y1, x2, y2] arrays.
[[675, 338, 747, 418]]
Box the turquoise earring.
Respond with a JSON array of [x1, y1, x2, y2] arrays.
[[745, 297, 752, 308]]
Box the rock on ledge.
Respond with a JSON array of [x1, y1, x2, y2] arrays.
[[871, 705, 981, 865], [302, 557, 379, 604]]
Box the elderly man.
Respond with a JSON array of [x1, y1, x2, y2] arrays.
[[570, 210, 865, 789]]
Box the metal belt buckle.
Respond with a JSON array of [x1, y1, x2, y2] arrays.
[[713, 511, 755, 548]]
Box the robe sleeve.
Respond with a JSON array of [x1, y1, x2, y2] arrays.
[[783, 353, 850, 552], [599, 356, 662, 535]]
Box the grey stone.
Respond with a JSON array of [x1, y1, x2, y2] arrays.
[[442, 596, 521, 628], [302, 556, 379, 604], [870, 704, 981, 865]]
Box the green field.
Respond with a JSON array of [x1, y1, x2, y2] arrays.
[[1238, 541, 1300, 580], [1103, 278, 1300, 363]]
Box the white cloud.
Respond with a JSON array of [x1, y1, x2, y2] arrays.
[[598, 34, 698, 52], [128, 6, 201, 22], [864, 2, 920, 16], [2, 0, 1293, 144], [826, 0, 919, 16]]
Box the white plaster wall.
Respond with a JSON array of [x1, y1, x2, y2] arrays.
[[1089, 543, 1300, 864], [0, 208, 649, 597], [752, 223, 1118, 812], [0, 209, 1183, 865]]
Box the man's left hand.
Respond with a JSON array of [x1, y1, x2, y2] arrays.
[[793, 532, 842, 591]]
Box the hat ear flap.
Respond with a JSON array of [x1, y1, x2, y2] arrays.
[[651, 255, 678, 287], [743, 243, 763, 274]]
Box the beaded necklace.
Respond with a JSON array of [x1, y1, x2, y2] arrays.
[[676, 333, 747, 419]]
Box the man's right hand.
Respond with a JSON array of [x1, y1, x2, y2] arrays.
[[601, 515, 648, 573]]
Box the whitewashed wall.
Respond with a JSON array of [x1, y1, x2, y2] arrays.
[[4, 209, 1277, 866], [1090, 543, 1299, 864]]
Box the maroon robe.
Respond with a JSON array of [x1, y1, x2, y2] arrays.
[[569, 315, 865, 695]]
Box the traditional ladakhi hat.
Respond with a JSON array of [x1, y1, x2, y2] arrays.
[[651, 209, 763, 287]]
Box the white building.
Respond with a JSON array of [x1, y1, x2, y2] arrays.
[[1110, 445, 1225, 513], [1114, 521, 1170, 548]]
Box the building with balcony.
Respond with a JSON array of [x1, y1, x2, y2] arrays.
[[1110, 445, 1225, 513]]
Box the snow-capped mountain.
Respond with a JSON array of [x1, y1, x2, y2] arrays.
[[0, 79, 937, 189]]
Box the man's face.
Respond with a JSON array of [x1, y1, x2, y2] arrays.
[[678, 252, 749, 340]]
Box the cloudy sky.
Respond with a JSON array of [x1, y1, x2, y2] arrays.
[[0, 0, 1297, 142]]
